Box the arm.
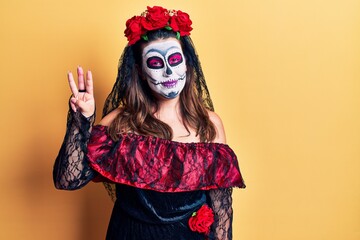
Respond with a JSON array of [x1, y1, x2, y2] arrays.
[[53, 67, 96, 190], [207, 111, 234, 239], [207, 188, 234, 240], [208, 110, 226, 144], [53, 109, 96, 190]]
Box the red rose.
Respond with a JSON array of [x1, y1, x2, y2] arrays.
[[123, 7, 193, 45], [142, 6, 170, 30], [188, 204, 214, 235], [169, 10, 193, 36], [124, 16, 145, 45]]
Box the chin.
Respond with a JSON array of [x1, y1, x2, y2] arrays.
[[164, 91, 179, 99]]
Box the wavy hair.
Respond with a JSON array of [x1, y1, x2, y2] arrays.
[[104, 29, 216, 142]]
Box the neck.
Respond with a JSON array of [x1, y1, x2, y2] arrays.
[[154, 96, 182, 120]]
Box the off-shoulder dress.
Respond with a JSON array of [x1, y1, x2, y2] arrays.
[[53, 111, 245, 240]]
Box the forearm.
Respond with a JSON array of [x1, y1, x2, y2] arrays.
[[207, 188, 233, 240], [53, 108, 96, 190]]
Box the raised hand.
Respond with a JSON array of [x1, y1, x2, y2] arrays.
[[68, 66, 95, 117]]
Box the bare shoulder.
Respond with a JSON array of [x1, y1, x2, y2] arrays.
[[207, 110, 227, 144], [99, 108, 121, 127]]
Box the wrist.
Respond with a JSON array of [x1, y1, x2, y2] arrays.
[[79, 111, 95, 125], [81, 111, 95, 118]]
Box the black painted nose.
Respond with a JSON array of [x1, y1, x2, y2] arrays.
[[165, 66, 172, 75]]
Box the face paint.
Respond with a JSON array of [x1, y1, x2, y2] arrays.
[[142, 39, 187, 99]]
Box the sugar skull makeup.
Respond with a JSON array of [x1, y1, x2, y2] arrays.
[[142, 39, 187, 99]]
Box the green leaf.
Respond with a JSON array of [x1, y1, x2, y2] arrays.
[[141, 35, 149, 41], [176, 32, 180, 40], [191, 212, 197, 217], [164, 25, 172, 31]]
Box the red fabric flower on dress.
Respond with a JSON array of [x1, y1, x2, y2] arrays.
[[188, 204, 214, 235]]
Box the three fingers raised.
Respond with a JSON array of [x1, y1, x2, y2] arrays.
[[67, 66, 94, 114], [67, 66, 93, 96]]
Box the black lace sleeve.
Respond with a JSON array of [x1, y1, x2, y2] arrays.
[[207, 188, 234, 240], [53, 106, 96, 190]]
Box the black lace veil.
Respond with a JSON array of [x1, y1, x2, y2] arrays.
[[101, 34, 214, 201]]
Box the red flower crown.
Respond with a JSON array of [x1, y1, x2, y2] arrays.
[[124, 6, 193, 45]]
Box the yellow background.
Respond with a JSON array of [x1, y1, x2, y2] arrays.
[[0, 0, 359, 239]]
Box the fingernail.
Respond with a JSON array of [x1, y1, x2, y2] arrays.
[[77, 66, 83, 75]]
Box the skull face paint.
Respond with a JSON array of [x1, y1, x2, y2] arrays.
[[142, 39, 187, 99]]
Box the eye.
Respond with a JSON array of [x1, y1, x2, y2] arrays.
[[147, 57, 164, 69], [168, 53, 183, 66]]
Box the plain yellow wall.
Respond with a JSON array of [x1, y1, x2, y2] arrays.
[[0, 0, 359, 239]]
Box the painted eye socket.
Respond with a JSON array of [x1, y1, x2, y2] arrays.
[[168, 53, 183, 66], [147, 57, 164, 69]]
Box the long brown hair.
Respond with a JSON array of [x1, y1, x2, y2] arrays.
[[107, 29, 216, 142]]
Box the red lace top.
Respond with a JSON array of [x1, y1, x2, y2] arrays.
[[87, 125, 246, 192]]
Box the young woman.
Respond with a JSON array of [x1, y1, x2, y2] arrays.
[[53, 6, 245, 240]]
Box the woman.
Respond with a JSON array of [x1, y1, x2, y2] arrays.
[[53, 6, 245, 240]]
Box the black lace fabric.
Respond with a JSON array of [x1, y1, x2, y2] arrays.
[[207, 188, 234, 240], [53, 106, 96, 190]]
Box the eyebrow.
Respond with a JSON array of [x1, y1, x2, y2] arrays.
[[144, 46, 181, 56]]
